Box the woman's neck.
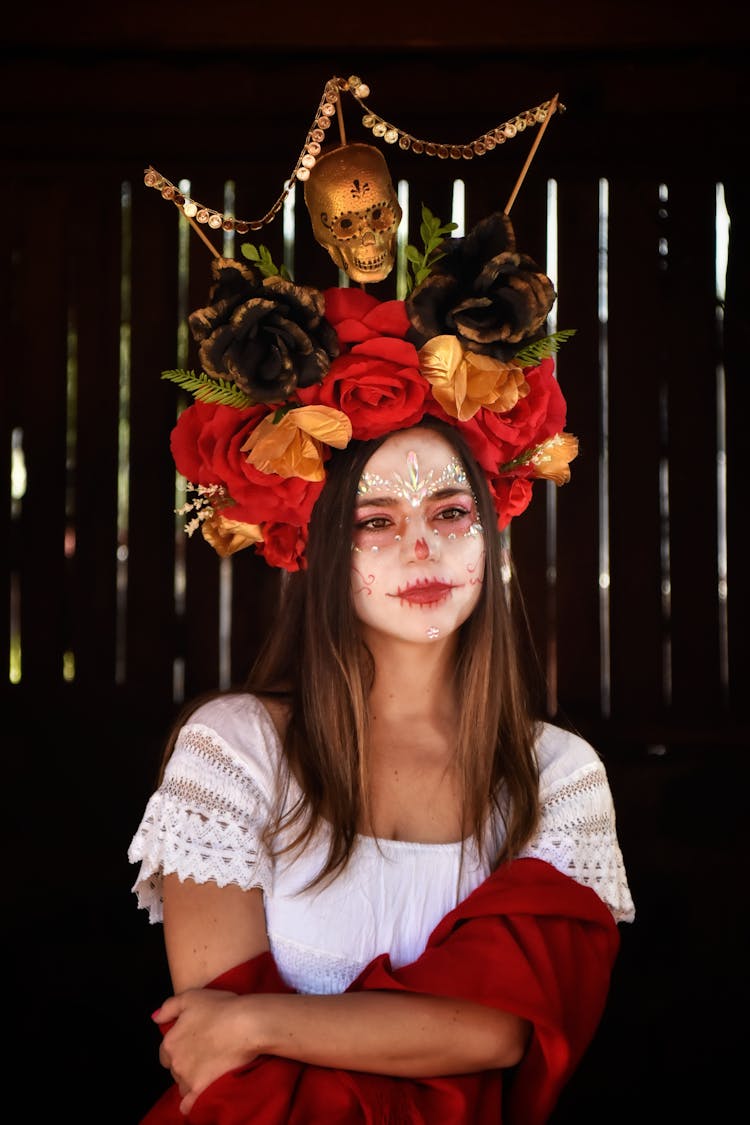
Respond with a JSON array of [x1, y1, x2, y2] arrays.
[[361, 632, 464, 841], [364, 631, 459, 725]]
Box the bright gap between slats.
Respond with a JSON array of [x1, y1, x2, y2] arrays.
[[117, 182, 133, 686], [715, 183, 729, 698], [598, 178, 611, 718]]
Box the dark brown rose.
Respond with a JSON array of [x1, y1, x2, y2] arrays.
[[405, 213, 556, 361], [189, 257, 340, 403]]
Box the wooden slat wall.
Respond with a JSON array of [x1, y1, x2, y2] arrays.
[[1, 51, 745, 743], [3, 39, 747, 1125]]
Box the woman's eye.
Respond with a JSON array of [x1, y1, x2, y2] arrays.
[[435, 506, 472, 522], [357, 516, 392, 531]]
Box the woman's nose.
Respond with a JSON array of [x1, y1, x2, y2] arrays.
[[399, 518, 440, 562]]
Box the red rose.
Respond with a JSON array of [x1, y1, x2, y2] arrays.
[[257, 522, 308, 572], [323, 287, 411, 348], [297, 336, 427, 441], [457, 358, 567, 473], [488, 476, 534, 531], [231, 469, 324, 527], [170, 399, 268, 483], [170, 401, 324, 526]]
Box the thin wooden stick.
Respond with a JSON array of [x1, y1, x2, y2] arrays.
[[186, 214, 221, 257], [336, 97, 347, 146], [504, 93, 560, 216]]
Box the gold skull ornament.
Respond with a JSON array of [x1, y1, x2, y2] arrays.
[[304, 143, 402, 284]]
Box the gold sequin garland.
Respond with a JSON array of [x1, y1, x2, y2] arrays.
[[143, 75, 563, 233]]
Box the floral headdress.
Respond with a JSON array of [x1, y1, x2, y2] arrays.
[[149, 78, 578, 571]]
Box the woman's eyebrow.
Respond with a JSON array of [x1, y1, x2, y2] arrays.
[[355, 487, 472, 509], [354, 495, 398, 509], [430, 487, 473, 500]]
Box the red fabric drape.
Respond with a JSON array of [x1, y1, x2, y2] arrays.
[[142, 857, 620, 1124]]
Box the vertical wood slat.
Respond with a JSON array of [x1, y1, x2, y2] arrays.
[[721, 174, 748, 721], [555, 176, 607, 721], [0, 177, 21, 685], [607, 177, 666, 727], [70, 172, 123, 691], [12, 179, 71, 691], [661, 178, 723, 723], [126, 176, 181, 708]]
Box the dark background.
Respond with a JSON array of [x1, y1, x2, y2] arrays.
[[2, 4, 748, 1122]]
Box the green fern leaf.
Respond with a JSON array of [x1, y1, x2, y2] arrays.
[[513, 329, 577, 366], [161, 369, 256, 408]]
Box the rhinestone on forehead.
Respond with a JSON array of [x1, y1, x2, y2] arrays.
[[358, 452, 472, 507]]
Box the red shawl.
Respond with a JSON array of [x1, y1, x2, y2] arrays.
[[141, 857, 620, 1124]]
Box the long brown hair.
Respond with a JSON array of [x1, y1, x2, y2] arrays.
[[246, 416, 542, 883]]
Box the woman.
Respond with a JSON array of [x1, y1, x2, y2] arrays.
[[129, 220, 634, 1123]]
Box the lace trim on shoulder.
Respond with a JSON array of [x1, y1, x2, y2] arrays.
[[520, 761, 635, 923], [128, 724, 273, 922]]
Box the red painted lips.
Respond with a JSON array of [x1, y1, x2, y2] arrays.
[[388, 578, 459, 605]]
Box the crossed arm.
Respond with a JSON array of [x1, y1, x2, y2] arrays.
[[155, 874, 531, 1116]]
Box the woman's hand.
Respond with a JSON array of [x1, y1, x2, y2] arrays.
[[154, 988, 259, 1116]]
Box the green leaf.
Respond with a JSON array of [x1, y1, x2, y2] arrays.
[[239, 241, 292, 280], [403, 203, 458, 297], [161, 369, 256, 408], [513, 329, 577, 366]]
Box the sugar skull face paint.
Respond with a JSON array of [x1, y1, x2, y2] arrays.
[[351, 429, 485, 645], [358, 450, 473, 508]]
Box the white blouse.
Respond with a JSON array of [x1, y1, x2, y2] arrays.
[[128, 693, 634, 995]]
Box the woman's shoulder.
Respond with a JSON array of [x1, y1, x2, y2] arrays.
[[527, 721, 635, 923], [171, 691, 289, 793], [186, 691, 289, 739], [534, 720, 604, 796]]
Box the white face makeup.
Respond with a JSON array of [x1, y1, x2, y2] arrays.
[[351, 428, 485, 645]]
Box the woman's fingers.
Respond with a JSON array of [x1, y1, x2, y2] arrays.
[[153, 994, 182, 1023], [180, 1091, 198, 1116]]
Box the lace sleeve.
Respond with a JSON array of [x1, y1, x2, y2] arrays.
[[519, 761, 635, 923], [128, 722, 274, 923]]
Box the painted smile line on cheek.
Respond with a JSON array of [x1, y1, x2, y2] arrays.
[[386, 577, 462, 606]]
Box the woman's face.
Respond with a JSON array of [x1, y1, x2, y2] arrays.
[[350, 428, 485, 645]]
